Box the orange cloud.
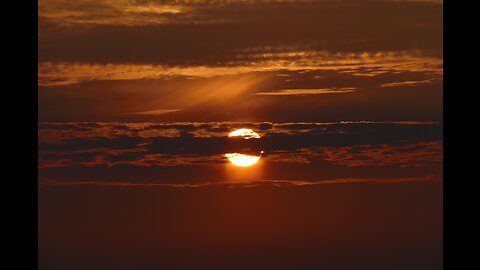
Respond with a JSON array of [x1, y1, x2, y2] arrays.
[[38, 51, 442, 86]]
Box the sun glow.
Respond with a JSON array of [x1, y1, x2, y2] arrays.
[[225, 153, 261, 167], [228, 128, 261, 139]]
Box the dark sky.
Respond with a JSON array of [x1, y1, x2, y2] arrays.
[[38, 1, 443, 269]]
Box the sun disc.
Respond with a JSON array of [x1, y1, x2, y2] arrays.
[[225, 128, 263, 167]]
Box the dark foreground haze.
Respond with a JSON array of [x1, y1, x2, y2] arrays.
[[39, 183, 442, 270]]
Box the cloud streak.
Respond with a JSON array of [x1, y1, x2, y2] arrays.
[[39, 174, 442, 188], [38, 51, 442, 86], [254, 88, 357, 96], [124, 109, 183, 115]]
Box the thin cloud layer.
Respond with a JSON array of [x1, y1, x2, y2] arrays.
[[38, 51, 442, 86], [39, 0, 442, 65], [39, 174, 442, 188]]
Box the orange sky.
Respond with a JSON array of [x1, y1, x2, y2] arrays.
[[38, 1, 443, 269]]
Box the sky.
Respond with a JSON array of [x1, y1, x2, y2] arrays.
[[38, 1, 443, 269]]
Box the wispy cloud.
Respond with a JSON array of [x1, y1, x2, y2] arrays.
[[123, 109, 183, 115], [38, 51, 442, 86], [39, 0, 188, 26], [254, 88, 356, 96], [38, 174, 442, 188], [39, 0, 443, 27], [380, 79, 437, 87]]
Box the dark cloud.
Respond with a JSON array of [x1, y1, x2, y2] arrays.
[[38, 121, 442, 173], [39, 135, 146, 151], [38, 122, 101, 131], [39, 1, 442, 65]]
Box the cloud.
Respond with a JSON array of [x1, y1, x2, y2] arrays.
[[124, 109, 183, 115], [39, 121, 442, 169], [38, 0, 443, 124], [38, 59, 442, 123], [38, 174, 442, 188], [39, 0, 443, 27], [39, 0, 188, 26], [254, 88, 356, 96], [379, 79, 438, 87], [318, 141, 443, 167], [38, 119, 443, 187], [38, 51, 442, 86], [39, 0, 442, 67], [39, 135, 146, 152]]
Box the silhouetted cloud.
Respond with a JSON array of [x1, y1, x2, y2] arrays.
[[39, 122, 442, 181]]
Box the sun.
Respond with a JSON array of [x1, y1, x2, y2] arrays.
[[225, 128, 263, 167]]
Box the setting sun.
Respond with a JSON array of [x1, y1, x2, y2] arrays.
[[225, 128, 263, 167]]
